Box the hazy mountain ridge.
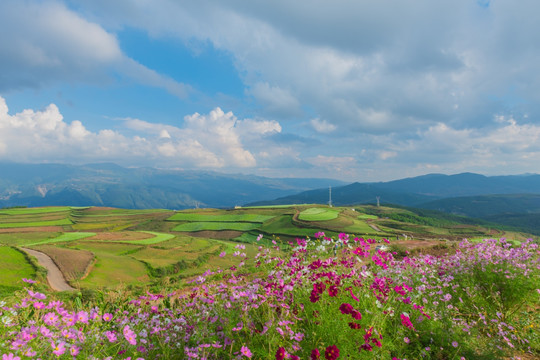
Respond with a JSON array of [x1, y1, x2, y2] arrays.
[[0, 163, 345, 209]]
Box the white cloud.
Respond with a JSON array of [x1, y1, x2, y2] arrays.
[[310, 118, 336, 133], [0, 96, 282, 168]]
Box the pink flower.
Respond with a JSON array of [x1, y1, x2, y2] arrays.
[[123, 325, 137, 346], [240, 346, 252, 358], [22, 278, 36, 284], [27, 290, 46, 300], [77, 311, 89, 323], [2, 354, 21, 360], [102, 313, 113, 321], [51, 341, 66, 356], [105, 331, 117, 343], [33, 301, 45, 309], [70, 345, 80, 356]]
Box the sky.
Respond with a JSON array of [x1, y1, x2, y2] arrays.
[[1, 0, 539, 182]]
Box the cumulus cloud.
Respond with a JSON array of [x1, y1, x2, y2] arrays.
[[0, 96, 286, 169]]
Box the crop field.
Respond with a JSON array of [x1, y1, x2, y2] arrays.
[[25, 232, 96, 246], [172, 221, 261, 232], [32, 245, 93, 281]]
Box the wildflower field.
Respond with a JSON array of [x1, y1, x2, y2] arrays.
[[1, 232, 538, 359]]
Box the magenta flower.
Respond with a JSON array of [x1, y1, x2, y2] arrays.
[[328, 285, 339, 297], [275, 347, 287, 360], [339, 303, 354, 315], [324, 345, 340, 360], [400, 314, 415, 331], [311, 348, 321, 360]]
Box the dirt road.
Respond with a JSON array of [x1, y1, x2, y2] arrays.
[[21, 247, 75, 292]]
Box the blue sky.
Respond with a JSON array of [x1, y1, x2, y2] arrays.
[[1, 0, 539, 181]]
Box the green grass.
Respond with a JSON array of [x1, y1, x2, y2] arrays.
[[357, 214, 378, 220], [0, 246, 35, 285], [260, 215, 321, 238], [26, 232, 96, 246], [343, 219, 379, 234], [0, 218, 73, 228], [298, 207, 340, 221], [172, 222, 261, 232], [167, 213, 275, 222]]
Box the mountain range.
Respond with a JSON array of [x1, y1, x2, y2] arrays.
[[0, 162, 345, 209]]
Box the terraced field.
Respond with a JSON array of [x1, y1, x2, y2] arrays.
[[0, 204, 533, 293]]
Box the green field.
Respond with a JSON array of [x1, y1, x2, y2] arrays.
[[0, 218, 73, 228], [124, 231, 176, 245], [167, 213, 275, 222], [0, 246, 35, 286], [298, 207, 340, 221], [0, 207, 71, 215]]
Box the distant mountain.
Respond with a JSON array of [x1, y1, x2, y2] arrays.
[[380, 173, 540, 197], [247, 172, 540, 208], [0, 163, 345, 209], [418, 194, 540, 218], [246, 182, 438, 207]]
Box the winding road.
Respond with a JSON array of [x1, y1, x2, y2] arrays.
[[21, 248, 75, 292]]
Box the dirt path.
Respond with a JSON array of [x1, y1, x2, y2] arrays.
[[368, 223, 382, 232], [21, 247, 75, 292]]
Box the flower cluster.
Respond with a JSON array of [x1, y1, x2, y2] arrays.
[[0, 235, 538, 359]]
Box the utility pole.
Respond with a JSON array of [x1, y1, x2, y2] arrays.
[[376, 196, 380, 207], [329, 186, 332, 207]]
